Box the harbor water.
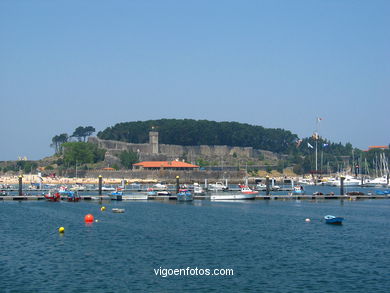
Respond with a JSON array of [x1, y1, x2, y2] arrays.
[[0, 198, 389, 292]]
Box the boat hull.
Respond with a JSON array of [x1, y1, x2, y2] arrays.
[[211, 193, 256, 200], [324, 215, 344, 225]]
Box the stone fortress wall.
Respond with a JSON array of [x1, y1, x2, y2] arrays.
[[88, 132, 279, 165]]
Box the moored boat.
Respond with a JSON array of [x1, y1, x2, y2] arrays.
[[44, 191, 61, 202], [324, 215, 344, 225], [211, 192, 256, 200], [208, 182, 228, 191], [239, 185, 259, 195], [193, 183, 205, 195], [290, 186, 305, 196], [121, 194, 148, 200], [177, 189, 193, 201]]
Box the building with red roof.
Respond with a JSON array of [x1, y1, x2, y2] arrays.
[[133, 161, 199, 171], [367, 146, 389, 151]]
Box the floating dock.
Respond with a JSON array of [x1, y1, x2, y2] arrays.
[[0, 194, 388, 201]]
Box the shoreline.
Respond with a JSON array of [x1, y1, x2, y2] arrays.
[[0, 175, 159, 185]]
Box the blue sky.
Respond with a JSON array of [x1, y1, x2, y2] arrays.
[[1, 0, 389, 161]]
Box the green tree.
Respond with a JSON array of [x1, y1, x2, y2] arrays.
[[16, 161, 38, 174], [50, 133, 69, 154], [62, 142, 106, 165], [71, 126, 96, 142], [118, 150, 139, 169]]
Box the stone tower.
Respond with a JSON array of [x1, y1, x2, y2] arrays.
[[149, 131, 159, 154]]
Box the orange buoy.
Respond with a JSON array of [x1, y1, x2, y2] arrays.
[[84, 214, 94, 223]]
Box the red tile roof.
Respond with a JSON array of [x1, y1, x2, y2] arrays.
[[368, 146, 389, 149], [133, 161, 199, 168]]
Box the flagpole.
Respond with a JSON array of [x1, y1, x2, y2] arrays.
[[315, 118, 318, 173]]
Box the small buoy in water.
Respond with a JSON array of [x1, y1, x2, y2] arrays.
[[84, 214, 94, 223], [305, 218, 311, 222], [95, 219, 99, 223], [58, 227, 65, 233], [101, 206, 106, 211]]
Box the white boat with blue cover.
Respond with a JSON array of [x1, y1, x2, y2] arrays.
[[324, 215, 344, 225]]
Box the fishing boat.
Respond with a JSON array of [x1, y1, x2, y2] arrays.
[[56, 186, 80, 202], [44, 191, 61, 202], [324, 215, 344, 225], [63, 190, 81, 202], [239, 185, 259, 195], [177, 189, 193, 201]]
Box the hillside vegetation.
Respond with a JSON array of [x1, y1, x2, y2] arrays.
[[97, 119, 298, 154]]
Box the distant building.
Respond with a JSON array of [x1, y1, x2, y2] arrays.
[[133, 161, 199, 171], [367, 146, 389, 151]]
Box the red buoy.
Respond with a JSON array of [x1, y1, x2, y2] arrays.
[[84, 214, 94, 223]]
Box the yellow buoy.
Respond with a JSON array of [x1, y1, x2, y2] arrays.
[[58, 227, 65, 233], [101, 206, 106, 211]]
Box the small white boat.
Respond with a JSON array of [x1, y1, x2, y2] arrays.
[[208, 182, 228, 191], [90, 195, 111, 200], [152, 183, 168, 190], [211, 193, 256, 200], [289, 186, 305, 196], [121, 194, 148, 200], [193, 183, 205, 195], [112, 208, 125, 213], [70, 184, 86, 191], [101, 186, 116, 191], [255, 183, 266, 190], [297, 178, 315, 185], [364, 176, 389, 187], [327, 175, 361, 187]]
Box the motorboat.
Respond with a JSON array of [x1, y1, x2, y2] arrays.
[[364, 176, 389, 187], [208, 182, 228, 191], [101, 186, 116, 191], [324, 215, 344, 225], [290, 186, 305, 196], [326, 175, 361, 187], [121, 194, 148, 200], [255, 183, 266, 190], [152, 183, 168, 190], [193, 183, 205, 195], [239, 185, 259, 195], [147, 188, 171, 196], [210, 192, 256, 200], [70, 184, 86, 191], [112, 208, 125, 213], [297, 178, 315, 185]]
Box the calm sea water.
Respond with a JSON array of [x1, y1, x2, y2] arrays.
[[0, 198, 389, 293]]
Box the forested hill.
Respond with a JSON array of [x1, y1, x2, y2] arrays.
[[97, 119, 298, 154]]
